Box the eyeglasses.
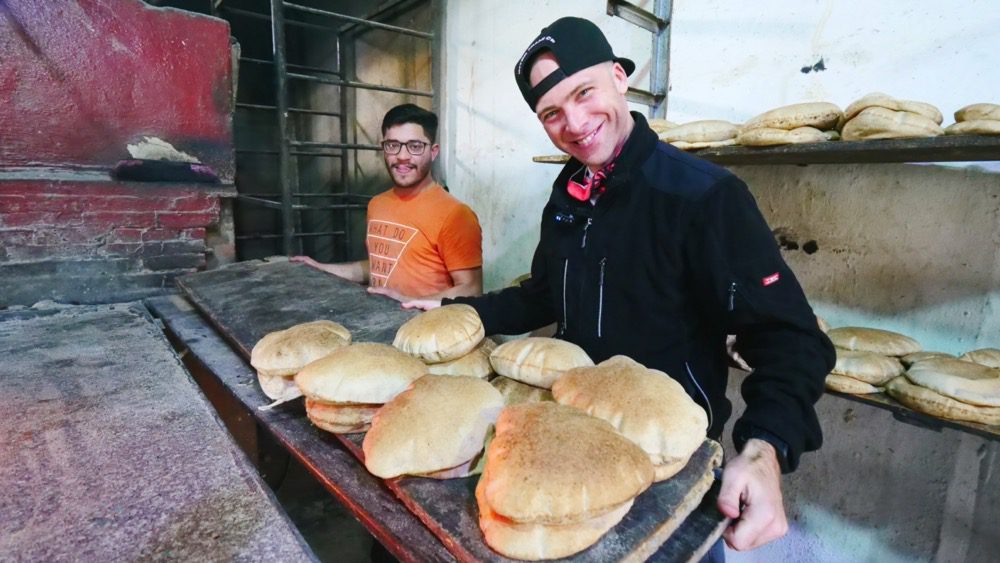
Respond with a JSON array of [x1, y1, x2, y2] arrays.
[[381, 140, 429, 155]]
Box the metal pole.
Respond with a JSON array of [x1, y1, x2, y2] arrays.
[[650, 0, 672, 118], [270, 0, 294, 256]]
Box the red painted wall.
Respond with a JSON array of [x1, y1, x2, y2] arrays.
[[0, 0, 234, 181], [0, 0, 235, 306]]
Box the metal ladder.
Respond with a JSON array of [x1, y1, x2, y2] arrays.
[[608, 0, 672, 119]]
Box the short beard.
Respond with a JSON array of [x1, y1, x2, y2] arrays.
[[385, 161, 431, 189]]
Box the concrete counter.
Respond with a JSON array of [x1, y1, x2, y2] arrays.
[[0, 304, 312, 561]]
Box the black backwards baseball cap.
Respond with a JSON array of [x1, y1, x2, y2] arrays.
[[514, 17, 635, 112]]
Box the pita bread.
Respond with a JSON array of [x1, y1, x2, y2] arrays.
[[647, 118, 679, 134], [736, 126, 827, 146], [827, 327, 922, 357], [393, 304, 485, 363], [742, 102, 843, 131], [490, 375, 554, 405], [532, 154, 569, 164], [885, 376, 1000, 426], [490, 337, 594, 389], [295, 342, 427, 404], [480, 402, 652, 525], [825, 373, 881, 394], [426, 338, 496, 378], [904, 358, 1000, 407], [257, 370, 304, 402], [845, 92, 943, 124], [362, 375, 503, 479], [552, 356, 708, 481], [831, 349, 904, 385], [955, 103, 1000, 122], [669, 138, 738, 150], [304, 399, 381, 434], [901, 351, 955, 368], [476, 477, 633, 561], [960, 348, 1000, 368], [841, 107, 944, 141], [944, 120, 1000, 136], [659, 120, 738, 143], [250, 320, 351, 377]]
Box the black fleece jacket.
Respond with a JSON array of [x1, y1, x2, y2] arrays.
[[449, 113, 835, 471]]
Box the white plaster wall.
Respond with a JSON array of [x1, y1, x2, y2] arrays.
[[440, 0, 654, 289], [440, 1, 1000, 561]]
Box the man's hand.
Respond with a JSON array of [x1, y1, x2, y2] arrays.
[[717, 438, 789, 551], [289, 255, 321, 269], [366, 287, 442, 311]]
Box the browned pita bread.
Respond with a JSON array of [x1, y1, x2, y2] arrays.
[[393, 304, 484, 363], [827, 327, 922, 357], [885, 376, 1000, 425]]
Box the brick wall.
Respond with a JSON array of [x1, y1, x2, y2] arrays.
[[0, 180, 228, 306]]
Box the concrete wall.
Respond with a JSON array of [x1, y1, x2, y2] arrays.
[[439, 1, 999, 561]]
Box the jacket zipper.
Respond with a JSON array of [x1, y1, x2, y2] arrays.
[[728, 281, 737, 311], [561, 259, 569, 333], [597, 257, 607, 338], [581, 217, 592, 248], [685, 362, 714, 430]]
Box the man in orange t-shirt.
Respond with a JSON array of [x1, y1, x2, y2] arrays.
[[292, 104, 483, 300]]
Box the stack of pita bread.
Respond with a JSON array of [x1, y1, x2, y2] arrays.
[[394, 304, 493, 378], [841, 92, 944, 141], [885, 357, 1000, 426], [658, 120, 740, 150], [476, 402, 654, 560], [552, 356, 708, 481], [824, 326, 921, 394], [294, 342, 426, 433], [362, 374, 503, 479], [960, 347, 1000, 368], [945, 103, 1000, 136], [249, 320, 352, 403], [736, 102, 843, 146]]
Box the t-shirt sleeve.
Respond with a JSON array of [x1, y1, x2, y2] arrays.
[[439, 203, 483, 271]]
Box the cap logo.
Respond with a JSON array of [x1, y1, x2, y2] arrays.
[[516, 35, 555, 75]]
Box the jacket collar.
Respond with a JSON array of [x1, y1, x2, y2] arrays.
[[551, 112, 659, 210]]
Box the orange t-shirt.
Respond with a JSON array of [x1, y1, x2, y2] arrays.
[[366, 184, 482, 297]]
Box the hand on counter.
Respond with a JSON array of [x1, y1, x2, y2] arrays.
[[717, 438, 788, 551]]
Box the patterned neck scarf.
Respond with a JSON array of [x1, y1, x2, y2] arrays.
[[565, 149, 621, 202]]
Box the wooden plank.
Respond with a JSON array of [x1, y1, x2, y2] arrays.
[[175, 260, 729, 561], [534, 135, 1000, 166], [146, 294, 457, 563]]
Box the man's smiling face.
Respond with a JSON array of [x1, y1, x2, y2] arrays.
[[382, 123, 438, 189], [530, 52, 633, 170]]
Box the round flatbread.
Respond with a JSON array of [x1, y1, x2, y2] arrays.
[[885, 376, 1000, 426], [304, 398, 381, 434], [647, 118, 678, 135], [960, 348, 1000, 369], [490, 337, 594, 389], [480, 402, 652, 525], [659, 120, 739, 143], [954, 103, 1000, 122], [490, 375, 554, 405], [393, 304, 484, 363], [827, 327, 922, 357], [742, 102, 843, 131], [250, 320, 351, 377], [669, 138, 738, 150], [552, 355, 708, 481], [825, 373, 881, 394], [904, 358, 1000, 407], [736, 126, 827, 147], [257, 371, 303, 402], [363, 375, 503, 479], [842, 107, 944, 141], [845, 92, 943, 124], [831, 349, 904, 385], [426, 338, 496, 378], [944, 120, 1000, 136], [295, 342, 427, 404], [901, 351, 955, 368]]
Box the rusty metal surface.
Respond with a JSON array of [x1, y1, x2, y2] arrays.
[[0, 303, 312, 561], [173, 259, 728, 561], [145, 294, 455, 563]]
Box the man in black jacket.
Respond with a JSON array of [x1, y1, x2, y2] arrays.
[[398, 17, 835, 554]]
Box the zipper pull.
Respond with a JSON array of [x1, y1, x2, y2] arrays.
[[581, 218, 592, 248], [728, 282, 737, 311]]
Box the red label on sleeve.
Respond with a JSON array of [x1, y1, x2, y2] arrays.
[[762, 272, 780, 286]]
